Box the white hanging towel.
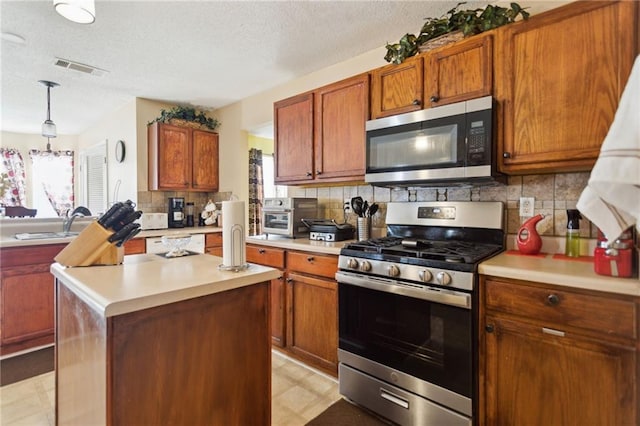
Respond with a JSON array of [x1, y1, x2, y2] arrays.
[[577, 54, 640, 241]]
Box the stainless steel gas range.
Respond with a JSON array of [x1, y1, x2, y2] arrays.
[[336, 201, 505, 426]]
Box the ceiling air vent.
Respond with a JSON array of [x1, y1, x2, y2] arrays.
[[53, 57, 108, 77]]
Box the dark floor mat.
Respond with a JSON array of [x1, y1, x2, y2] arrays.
[[306, 398, 394, 426], [1, 346, 54, 386]]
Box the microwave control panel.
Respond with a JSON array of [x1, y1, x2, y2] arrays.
[[466, 113, 491, 165]]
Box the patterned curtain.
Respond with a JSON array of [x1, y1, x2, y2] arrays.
[[0, 148, 27, 206], [29, 149, 75, 217], [248, 148, 264, 236]]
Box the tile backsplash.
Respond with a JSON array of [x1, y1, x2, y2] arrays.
[[288, 172, 596, 240], [137, 191, 233, 215]]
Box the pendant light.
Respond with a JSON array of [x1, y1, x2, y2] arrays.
[[53, 0, 95, 24], [39, 80, 59, 139]]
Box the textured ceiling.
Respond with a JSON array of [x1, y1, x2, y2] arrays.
[[0, 0, 562, 136]]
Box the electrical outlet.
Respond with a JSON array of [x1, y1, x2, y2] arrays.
[[343, 199, 351, 212], [519, 197, 535, 217]]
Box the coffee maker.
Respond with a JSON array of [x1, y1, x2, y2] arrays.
[[168, 197, 185, 228]]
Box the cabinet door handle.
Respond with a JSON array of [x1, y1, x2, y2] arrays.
[[316, 170, 322, 175], [307, 256, 314, 262], [277, 275, 283, 281], [286, 278, 293, 283], [485, 324, 495, 333], [412, 99, 421, 106], [258, 249, 266, 254], [503, 152, 511, 159], [429, 95, 439, 103], [542, 327, 565, 337], [306, 172, 312, 177], [547, 294, 560, 306]]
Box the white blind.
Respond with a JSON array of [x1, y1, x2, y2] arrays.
[[81, 142, 107, 215]]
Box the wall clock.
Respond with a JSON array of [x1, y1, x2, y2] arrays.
[[115, 140, 126, 163]]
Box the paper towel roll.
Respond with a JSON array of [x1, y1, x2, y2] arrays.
[[222, 200, 246, 267]]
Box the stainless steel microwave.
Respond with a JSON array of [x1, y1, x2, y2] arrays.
[[365, 96, 502, 187]]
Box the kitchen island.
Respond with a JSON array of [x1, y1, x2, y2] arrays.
[[51, 253, 280, 426]]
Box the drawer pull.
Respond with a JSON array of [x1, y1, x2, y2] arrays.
[[258, 249, 266, 254], [542, 327, 565, 337], [485, 324, 495, 333], [286, 278, 293, 283], [277, 276, 283, 281], [547, 294, 560, 306], [380, 388, 409, 409], [307, 256, 314, 262]]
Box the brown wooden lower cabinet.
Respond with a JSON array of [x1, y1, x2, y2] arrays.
[[0, 243, 66, 355], [479, 276, 639, 425], [205, 232, 223, 256], [56, 280, 270, 425], [123, 237, 145, 254], [247, 243, 339, 376]]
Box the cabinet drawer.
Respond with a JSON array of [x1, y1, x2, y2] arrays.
[[485, 279, 637, 340], [205, 232, 222, 248], [287, 251, 337, 279], [246, 245, 285, 269]]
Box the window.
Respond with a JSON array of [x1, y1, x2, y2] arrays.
[[262, 154, 286, 198], [29, 150, 74, 217]]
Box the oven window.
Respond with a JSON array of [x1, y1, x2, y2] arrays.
[[339, 283, 472, 397], [263, 212, 289, 230]]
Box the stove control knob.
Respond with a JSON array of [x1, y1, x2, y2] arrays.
[[360, 261, 372, 272], [347, 258, 359, 269], [437, 271, 452, 286], [388, 264, 400, 277], [418, 269, 432, 282]]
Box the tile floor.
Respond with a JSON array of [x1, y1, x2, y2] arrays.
[[0, 350, 341, 426]]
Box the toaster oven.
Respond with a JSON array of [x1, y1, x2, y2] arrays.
[[262, 198, 317, 238]]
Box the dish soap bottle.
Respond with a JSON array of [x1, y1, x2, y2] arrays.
[[565, 209, 582, 257]]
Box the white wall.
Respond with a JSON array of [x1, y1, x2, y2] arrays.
[[78, 100, 138, 205]]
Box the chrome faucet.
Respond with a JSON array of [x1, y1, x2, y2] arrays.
[[62, 206, 91, 233]]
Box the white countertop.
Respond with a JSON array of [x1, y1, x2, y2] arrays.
[[51, 253, 280, 317], [246, 235, 353, 255], [0, 223, 222, 248], [479, 251, 640, 296]]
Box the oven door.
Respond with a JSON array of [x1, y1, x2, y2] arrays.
[[262, 209, 292, 236], [336, 271, 473, 402]]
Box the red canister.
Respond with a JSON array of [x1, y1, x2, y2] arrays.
[[594, 238, 633, 278]]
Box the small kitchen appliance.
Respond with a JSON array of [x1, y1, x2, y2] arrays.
[[336, 201, 505, 426], [262, 197, 318, 238], [168, 197, 185, 228], [301, 219, 355, 242], [138, 212, 168, 230], [365, 96, 502, 187]]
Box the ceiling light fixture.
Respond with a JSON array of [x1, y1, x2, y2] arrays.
[[39, 80, 60, 149], [53, 0, 95, 24]]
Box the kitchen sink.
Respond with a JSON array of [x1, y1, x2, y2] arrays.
[[14, 231, 80, 240]]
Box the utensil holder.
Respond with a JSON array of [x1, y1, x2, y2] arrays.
[[357, 217, 371, 241], [54, 221, 124, 267]]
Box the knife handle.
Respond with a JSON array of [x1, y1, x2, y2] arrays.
[[98, 202, 123, 226]]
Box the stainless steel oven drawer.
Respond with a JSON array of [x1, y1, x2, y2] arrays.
[[339, 363, 471, 426]]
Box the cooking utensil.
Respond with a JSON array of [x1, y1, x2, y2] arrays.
[[115, 226, 142, 247], [98, 202, 123, 227], [368, 203, 379, 217], [351, 197, 363, 217], [362, 200, 369, 218], [108, 222, 139, 244]]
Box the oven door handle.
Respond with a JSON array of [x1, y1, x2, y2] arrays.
[[336, 271, 471, 309]]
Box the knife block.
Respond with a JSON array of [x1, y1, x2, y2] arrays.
[[55, 221, 124, 267]]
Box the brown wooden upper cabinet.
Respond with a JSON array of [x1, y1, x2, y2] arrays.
[[495, 0, 638, 174], [424, 32, 493, 108], [371, 55, 424, 119], [274, 73, 368, 185], [148, 122, 219, 191]]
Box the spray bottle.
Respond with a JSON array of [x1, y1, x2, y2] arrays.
[[565, 209, 582, 257]]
